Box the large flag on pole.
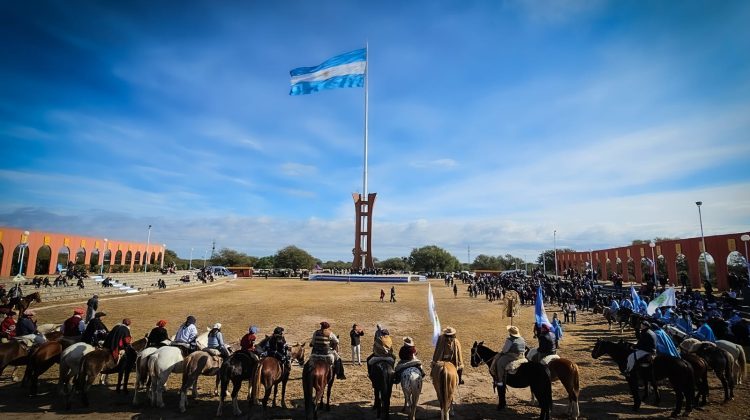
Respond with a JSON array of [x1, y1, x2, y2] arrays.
[[631, 286, 645, 314], [535, 286, 551, 327], [647, 287, 676, 315], [289, 48, 366, 95], [428, 283, 441, 347]]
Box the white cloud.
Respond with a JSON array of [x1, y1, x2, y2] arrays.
[[280, 162, 317, 177], [409, 158, 458, 169]]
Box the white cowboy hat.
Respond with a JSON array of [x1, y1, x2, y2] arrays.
[[443, 326, 456, 336], [506, 325, 521, 337], [403, 336, 415, 347], [213, 322, 222, 330]]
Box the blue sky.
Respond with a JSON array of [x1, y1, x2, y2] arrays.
[[1, 1, 749, 263]]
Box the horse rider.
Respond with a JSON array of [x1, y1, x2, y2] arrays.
[[206, 322, 231, 358], [675, 311, 693, 335], [609, 298, 620, 316], [14, 309, 45, 346], [531, 323, 557, 363], [0, 284, 7, 303], [394, 336, 425, 385], [491, 325, 525, 387], [624, 321, 657, 377], [310, 321, 346, 380], [103, 318, 132, 363], [81, 311, 108, 346], [263, 326, 290, 368], [62, 307, 86, 337], [147, 320, 169, 348], [240, 325, 260, 358], [8, 283, 23, 311], [367, 327, 396, 377], [1, 311, 17, 341], [85, 294, 99, 323], [620, 295, 634, 311], [432, 326, 465, 385], [173, 315, 198, 353], [692, 322, 716, 342]]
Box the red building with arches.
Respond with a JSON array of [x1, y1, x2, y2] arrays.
[[0, 226, 164, 277], [556, 232, 750, 291]]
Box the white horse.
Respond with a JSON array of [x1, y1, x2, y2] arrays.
[[132, 346, 159, 405], [59, 342, 95, 394], [147, 331, 209, 408], [680, 337, 746, 385], [399, 367, 423, 420]]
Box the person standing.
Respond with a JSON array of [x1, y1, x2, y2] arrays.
[[453, 284, 458, 298], [85, 294, 99, 323], [350, 324, 365, 366], [570, 302, 577, 324], [390, 286, 396, 303], [380, 289, 385, 302]]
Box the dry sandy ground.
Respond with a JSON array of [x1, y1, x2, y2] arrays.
[[0, 278, 747, 419]]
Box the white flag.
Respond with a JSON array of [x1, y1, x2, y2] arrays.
[[647, 287, 676, 315], [428, 283, 441, 347]]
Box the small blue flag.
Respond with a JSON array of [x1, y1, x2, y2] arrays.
[[535, 286, 551, 327]]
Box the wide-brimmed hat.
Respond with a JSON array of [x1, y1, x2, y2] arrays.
[[403, 337, 415, 347], [23, 309, 35, 316], [213, 322, 222, 330], [95, 312, 106, 318], [443, 326, 456, 336], [506, 325, 521, 337], [320, 321, 331, 329], [273, 326, 284, 335]]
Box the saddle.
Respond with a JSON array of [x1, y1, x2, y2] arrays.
[[309, 352, 334, 365], [637, 353, 656, 368], [506, 358, 528, 374], [368, 355, 396, 366], [170, 342, 192, 357], [395, 359, 422, 374], [538, 354, 560, 366], [203, 347, 222, 357]]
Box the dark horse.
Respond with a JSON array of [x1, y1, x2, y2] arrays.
[[23, 341, 62, 396], [0, 340, 30, 381], [681, 352, 709, 406], [368, 360, 395, 420], [591, 339, 694, 417], [216, 351, 260, 416], [71, 349, 118, 408], [302, 357, 336, 420], [0, 292, 42, 315], [603, 307, 632, 332], [470, 341, 552, 420], [693, 342, 735, 402]]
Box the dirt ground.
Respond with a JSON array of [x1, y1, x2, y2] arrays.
[[0, 278, 747, 419]]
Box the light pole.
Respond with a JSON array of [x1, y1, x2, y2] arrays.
[[649, 241, 657, 284], [203, 250, 208, 268], [16, 230, 30, 278], [145, 224, 152, 273], [543, 250, 546, 276], [161, 244, 166, 269], [189, 247, 194, 270], [695, 201, 710, 284], [100, 238, 108, 276], [741, 234, 750, 282], [589, 249, 593, 281], [553, 230, 558, 277], [524, 255, 528, 274]]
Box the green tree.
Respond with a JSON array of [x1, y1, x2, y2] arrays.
[[536, 248, 575, 273], [471, 254, 501, 270], [211, 248, 257, 267], [377, 257, 411, 271], [274, 245, 317, 271], [322, 260, 350, 270], [408, 245, 460, 272], [255, 256, 275, 269]]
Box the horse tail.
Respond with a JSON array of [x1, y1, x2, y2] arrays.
[[302, 362, 313, 417], [737, 345, 746, 384], [572, 361, 580, 396]]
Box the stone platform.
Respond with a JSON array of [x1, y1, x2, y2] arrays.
[[308, 273, 426, 283]]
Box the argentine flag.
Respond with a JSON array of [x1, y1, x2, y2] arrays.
[[535, 286, 551, 327], [289, 48, 366, 95]]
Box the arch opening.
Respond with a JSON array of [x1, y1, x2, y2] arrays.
[[35, 245, 52, 275]]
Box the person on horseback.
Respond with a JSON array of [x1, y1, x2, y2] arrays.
[[173, 315, 198, 353], [207, 322, 231, 358], [103, 318, 132, 363], [15, 310, 37, 337], [0, 311, 17, 341], [620, 296, 634, 311], [81, 311, 108, 346], [240, 325, 261, 361], [367, 327, 396, 377], [310, 321, 346, 380], [625, 321, 657, 376], [432, 326, 465, 385], [692, 322, 716, 342], [8, 283, 23, 311], [62, 307, 85, 337], [532, 323, 556, 363], [147, 319, 169, 348], [0, 284, 7, 303], [263, 326, 290, 368], [675, 311, 693, 334], [393, 336, 425, 385], [491, 325, 525, 387]]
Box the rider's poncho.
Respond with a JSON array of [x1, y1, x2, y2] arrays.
[[692, 323, 716, 343], [620, 299, 633, 310], [551, 318, 563, 341], [653, 328, 680, 358], [610, 300, 620, 313], [675, 316, 693, 334]]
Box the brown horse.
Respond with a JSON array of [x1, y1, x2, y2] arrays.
[[69, 349, 117, 408], [0, 292, 42, 315], [302, 357, 336, 420], [260, 356, 291, 410], [178, 350, 223, 413], [527, 348, 580, 419], [431, 361, 458, 420], [23, 341, 63, 395], [0, 340, 30, 381]]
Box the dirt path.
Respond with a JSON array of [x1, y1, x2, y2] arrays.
[[1, 278, 747, 419]]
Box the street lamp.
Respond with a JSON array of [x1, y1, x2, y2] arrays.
[[649, 241, 657, 284], [741, 234, 750, 281], [189, 247, 194, 270], [542, 250, 546, 275], [145, 225, 152, 273], [695, 201, 710, 285], [16, 230, 30, 279], [203, 250, 208, 268], [553, 230, 558, 277], [161, 244, 166, 269], [100, 238, 108, 276], [589, 249, 593, 281]]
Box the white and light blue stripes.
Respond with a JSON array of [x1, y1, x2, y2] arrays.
[[289, 48, 366, 95]]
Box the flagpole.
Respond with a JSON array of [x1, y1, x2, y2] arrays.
[[363, 41, 369, 198]]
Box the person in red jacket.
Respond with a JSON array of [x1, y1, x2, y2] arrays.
[[0, 311, 17, 339], [240, 325, 259, 354], [62, 307, 85, 336]]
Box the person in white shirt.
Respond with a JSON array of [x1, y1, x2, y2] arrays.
[[174, 315, 198, 351]]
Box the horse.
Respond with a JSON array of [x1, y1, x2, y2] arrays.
[[178, 350, 223, 413], [679, 338, 735, 402], [681, 352, 709, 406], [59, 342, 95, 398], [368, 359, 395, 420], [71, 349, 118, 408], [470, 341, 551, 420], [101, 340, 143, 393], [302, 357, 336, 420], [131, 346, 159, 405], [216, 351, 261, 417], [715, 339, 746, 385], [602, 307, 632, 332], [22, 340, 62, 396], [431, 361, 458, 420], [628, 313, 648, 339], [526, 347, 581, 419], [399, 365, 423, 420], [591, 338, 694, 417], [147, 330, 210, 408], [259, 350, 298, 411], [0, 292, 42, 315]]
